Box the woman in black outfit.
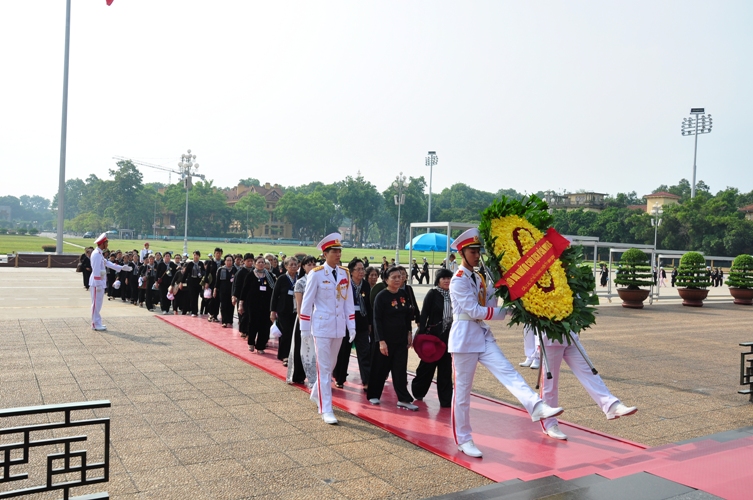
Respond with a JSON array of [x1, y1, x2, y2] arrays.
[[270, 256, 299, 365], [80, 248, 92, 290], [367, 266, 418, 411], [411, 268, 454, 408], [140, 255, 156, 311], [156, 252, 176, 314], [214, 255, 237, 327], [400, 267, 421, 326], [182, 251, 205, 317], [128, 254, 141, 305], [238, 255, 276, 353], [333, 257, 372, 390]]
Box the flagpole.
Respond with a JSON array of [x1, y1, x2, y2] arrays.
[[56, 0, 71, 254]]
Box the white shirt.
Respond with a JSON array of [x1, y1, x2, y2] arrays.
[[447, 264, 505, 353], [299, 263, 356, 338]]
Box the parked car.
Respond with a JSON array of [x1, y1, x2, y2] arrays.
[[341, 241, 354, 248], [83, 232, 94, 238], [228, 238, 242, 244]]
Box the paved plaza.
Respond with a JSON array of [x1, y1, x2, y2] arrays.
[[1, 268, 751, 499]]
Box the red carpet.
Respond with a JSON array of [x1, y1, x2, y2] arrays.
[[157, 315, 647, 483]]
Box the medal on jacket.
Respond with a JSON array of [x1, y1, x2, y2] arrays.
[[477, 272, 487, 307]]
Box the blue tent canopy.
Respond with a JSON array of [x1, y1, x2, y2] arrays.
[[405, 232, 455, 252]]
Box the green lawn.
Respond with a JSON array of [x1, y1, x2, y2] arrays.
[[0, 235, 83, 254], [59, 237, 448, 264]]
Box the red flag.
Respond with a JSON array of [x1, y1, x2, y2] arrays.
[[106, 0, 114, 5]]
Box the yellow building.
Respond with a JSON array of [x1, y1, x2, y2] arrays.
[[643, 192, 681, 213], [224, 183, 293, 239]]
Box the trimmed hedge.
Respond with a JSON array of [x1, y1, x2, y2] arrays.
[[614, 248, 654, 289], [676, 251, 712, 289], [726, 254, 753, 289]]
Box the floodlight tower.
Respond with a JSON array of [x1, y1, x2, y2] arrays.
[[681, 108, 713, 199]]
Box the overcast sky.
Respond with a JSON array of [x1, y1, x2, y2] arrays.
[[2, 1, 752, 203]]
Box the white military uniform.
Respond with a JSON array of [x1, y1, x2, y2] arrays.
[[89, 235, 127, 330], [299, 262, 356, 415], [449, 264, 545, 446], [537, 331, 619, 432]]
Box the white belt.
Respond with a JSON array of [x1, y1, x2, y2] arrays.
[[454, 313, 479, 322]]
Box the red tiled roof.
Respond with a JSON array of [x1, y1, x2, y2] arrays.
[[644, 191, 680, 199], [739, 204, 753, 212]]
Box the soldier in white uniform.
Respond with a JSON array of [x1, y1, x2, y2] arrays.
[[90, 233, 131, 331], [299, 233, 356, 425], [537, 330, 637, 440], [449, 228, 564, 458]]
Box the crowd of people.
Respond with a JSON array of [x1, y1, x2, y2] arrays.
[[82, 230, 636, 459]]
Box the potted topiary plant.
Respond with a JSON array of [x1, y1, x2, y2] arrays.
[[614, 248, 654, 308], [726, 254, 753, 305], [676, 251, 712, 307]]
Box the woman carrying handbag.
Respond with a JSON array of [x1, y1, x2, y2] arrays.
[[411, 268, 454, 408]]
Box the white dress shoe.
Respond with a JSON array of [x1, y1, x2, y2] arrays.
[[368, 398, 380, 405], [530, 358, 540, 369], [544, 424, 568, 440], [606, 402, 638, 420], [322, 412, 338, 425], [397, 401, 419, 411], [458, 440, 483, 458], [93, 326, 107, 331], [530, 402, 564, 422], [519, 357, 533, 367]]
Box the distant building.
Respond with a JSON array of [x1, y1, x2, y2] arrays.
[[547, 192, 607, 212], [224, 183, 292, 239], [739, 204, 753, 221], [643, 192, 681, 213]]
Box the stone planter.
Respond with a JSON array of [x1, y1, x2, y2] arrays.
[[677, 288, 709, 307], [616, 288, 650, 309], [729, 287, 753, 305]]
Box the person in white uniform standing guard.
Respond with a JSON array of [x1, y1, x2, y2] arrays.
[[299, 233, 356, 425], [449, 228, 564, 458], [90, 233, 131, 331]]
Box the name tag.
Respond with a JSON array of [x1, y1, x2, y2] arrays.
[[354, 305, 360, 311], [288, 290, 294, 296], [259, 286, 267, 291]]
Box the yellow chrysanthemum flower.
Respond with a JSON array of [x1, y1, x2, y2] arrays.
[[489, 215, 573, 321]]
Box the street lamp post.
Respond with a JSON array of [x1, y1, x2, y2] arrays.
[[178, 149, 201, 256], [425, 151, 438, 224], [651, 202, 663, 285], [681, 108, 713, 199], [393, 173, 407, 265]]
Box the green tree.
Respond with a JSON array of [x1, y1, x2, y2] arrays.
[[163, 180, 231, 237], [382, 176, 427, 244], [51, 178, 85, 220], [234, 192, 267, 237], [338, 174, 382, 243], [239, 178, 260, 187]]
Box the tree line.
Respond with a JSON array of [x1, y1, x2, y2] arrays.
[[3, 161, 753, 255]]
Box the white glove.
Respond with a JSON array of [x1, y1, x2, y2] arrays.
[[301, 329, 312, 338], [349, 333, 356, 343], [121, 265, 132, 272]]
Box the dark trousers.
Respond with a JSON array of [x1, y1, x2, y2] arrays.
[[333, 336, 352, 385], [83, 270, 91, 289], [159, 284, 171, 312], [334, 327, 371, 386], [209, 292, 221, 319], [367, 343, 412, 403], [276, 313, 296, 361], [129, 279, 139, 304], [290, 322, 305, 383], [220, 294, 234, 325], [248, 312, 271, 350], [187, 278, 201, 314], [411, 351, 453, 407]]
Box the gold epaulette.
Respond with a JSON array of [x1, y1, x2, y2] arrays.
[[338, 266, 350, 276], [312, 265, 324, 272]]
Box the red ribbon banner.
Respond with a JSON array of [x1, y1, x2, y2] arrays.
[[495, 227, 570, 300]]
